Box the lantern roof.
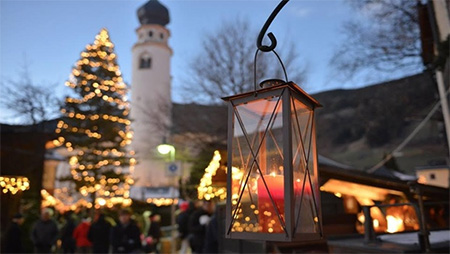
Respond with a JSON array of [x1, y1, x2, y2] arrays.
[[221, 81, 322, 108]]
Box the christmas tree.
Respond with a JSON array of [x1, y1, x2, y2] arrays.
[[54, 28, 135, 208]]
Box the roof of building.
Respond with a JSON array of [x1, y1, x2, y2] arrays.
[[137, 0, 170, 26], [172, 103, 227, 138]]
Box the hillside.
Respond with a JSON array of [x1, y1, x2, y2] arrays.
[[314, 72, 448, 173], [171, 72, 448, 174]]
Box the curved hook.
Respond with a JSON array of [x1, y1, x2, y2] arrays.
[[257, 0, 290, 52]]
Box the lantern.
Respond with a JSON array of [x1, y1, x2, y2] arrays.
[[222, 79, 323, 241]]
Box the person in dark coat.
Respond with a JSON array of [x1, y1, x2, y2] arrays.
[[4, 213, 25, 253], [110, 208, 142, 253], [60, 212, 76, 254], [31, 208, 59, 253], [188, 201, 214, 254], [88, 212, 112, 253], [145, 214, 161, 253], [176, 201, 192, 253], [203, 211, 218, 253]]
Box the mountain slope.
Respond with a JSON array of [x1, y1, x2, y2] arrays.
[[313, 71, 448, 173]]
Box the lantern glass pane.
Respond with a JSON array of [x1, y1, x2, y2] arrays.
[[290, 96, 320, 234], [230, 92, 286, 234]]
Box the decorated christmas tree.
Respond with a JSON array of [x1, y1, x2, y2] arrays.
[[54, 28, 135, 208]]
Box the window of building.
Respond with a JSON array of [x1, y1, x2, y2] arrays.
[[149, 31, 153, 38], [139, 56, 151, 69], [430, 173, 436, 180], [160, 33, 164, 40]]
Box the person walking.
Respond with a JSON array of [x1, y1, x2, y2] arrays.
[[4, 213, 25, 253], [145, 213, 161, 253], [188, 200, 214, 254], [88, 211, 112, 254], [176, 201, 192, 254], [72, 216, 92, 253], [31, 208, 59, 253], [110, 208, 142, 253], [60, 212, 76, 254], [203, 206, 219, 254]]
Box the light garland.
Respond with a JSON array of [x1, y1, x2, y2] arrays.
[[146, 198, 179, 207], [196, 151, 254, 232], [197, 150, 243, 201], [42, 188, 133, 213], [0, 176, 30, 194]]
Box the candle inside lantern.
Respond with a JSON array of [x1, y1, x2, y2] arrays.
[[257, 173, 311, 233], [257, 173, 285, 233]]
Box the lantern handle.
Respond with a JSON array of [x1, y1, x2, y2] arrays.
[[253, 48, 289, 91], [256, 0, 289, 52]]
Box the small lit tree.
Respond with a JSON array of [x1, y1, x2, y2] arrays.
[[54, 28, 135, 208]]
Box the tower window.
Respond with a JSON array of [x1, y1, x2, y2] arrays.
[[160, 33, 164, 40], [139, 57, 151, 69], [149, 31, 153, 37]]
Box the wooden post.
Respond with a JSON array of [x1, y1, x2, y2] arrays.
[[362, 206, 376, 244]]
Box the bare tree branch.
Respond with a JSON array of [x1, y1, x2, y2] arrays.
[[0, 65, 62, 124], [330, 0, 423, 82], [181, 17, 308, 104]]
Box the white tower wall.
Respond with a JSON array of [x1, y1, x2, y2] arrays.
[[131, 23, 173, 190]]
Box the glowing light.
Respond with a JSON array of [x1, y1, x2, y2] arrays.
[[386, 215, 404, 233], [157, 144, 174, 155], [146, 198, 178, 207], [0, 176, 30, 194], [373, 219, 380, 228], [97, 198, 106, 206], [197, 151, 231, 201]]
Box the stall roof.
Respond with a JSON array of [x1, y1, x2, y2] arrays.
[[319, 162, 449, 201]]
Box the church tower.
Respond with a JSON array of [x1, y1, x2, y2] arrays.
[[131, 0, 172, 194]]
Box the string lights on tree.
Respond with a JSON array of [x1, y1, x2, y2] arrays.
[[54, 28, 135, 208], [0, 176, 30, 195]]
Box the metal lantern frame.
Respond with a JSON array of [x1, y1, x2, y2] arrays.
[[223, 81, 323, 242], [220, 0, 324, 242]]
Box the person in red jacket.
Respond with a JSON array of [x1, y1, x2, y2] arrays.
[[73, 216, 92, 253]]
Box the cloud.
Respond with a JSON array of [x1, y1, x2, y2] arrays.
[[290, 6, 312, 18]]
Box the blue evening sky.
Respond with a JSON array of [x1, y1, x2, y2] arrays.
[[0, 0, 409, 111]]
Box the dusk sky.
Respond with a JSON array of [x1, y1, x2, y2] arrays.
[[1, 0, 413, 112]]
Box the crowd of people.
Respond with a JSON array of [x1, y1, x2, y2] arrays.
[[3, 200, 218, 254]]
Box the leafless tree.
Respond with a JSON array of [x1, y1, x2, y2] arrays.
[[181, 17, 308, 104], [329, 0, 423, 82], [0, 64, 62, 124], [132, 96, 172, 136]]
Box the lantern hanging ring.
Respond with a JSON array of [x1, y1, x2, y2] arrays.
[[256, 0, 289, 52], [254, 0, 290, 92]]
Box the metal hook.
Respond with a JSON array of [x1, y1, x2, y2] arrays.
[[257, 0, 290, 52]]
